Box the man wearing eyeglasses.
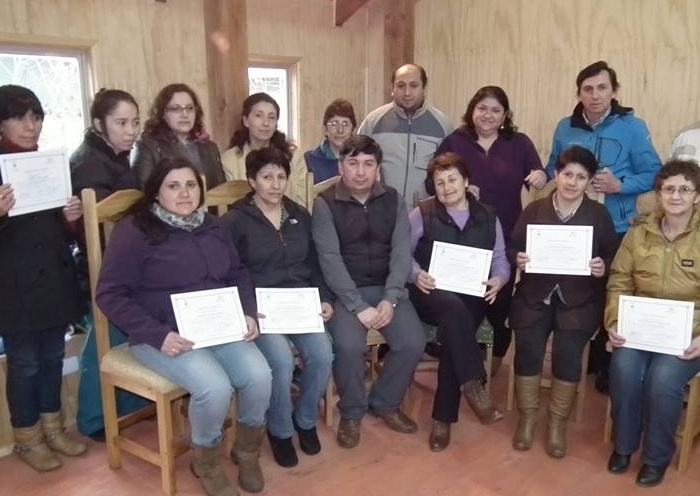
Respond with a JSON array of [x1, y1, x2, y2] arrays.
[[358, 64, 453, 207], [545, 61, 662, 395]]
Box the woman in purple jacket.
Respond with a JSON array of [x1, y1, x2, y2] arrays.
[[96, 157, 271, 495]]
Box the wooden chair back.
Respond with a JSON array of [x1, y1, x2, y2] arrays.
[[204, 180, 251, 216], [306, 172, 341, 213]]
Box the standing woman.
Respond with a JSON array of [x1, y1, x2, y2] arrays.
[[304, 98, 357, 184], [433, 86, 548, 374], [222, 147, 333, 467], [69, 88, 150, 442], [222, 93, 306, 205], [131, 83, 225, 190], [409, 152, 509, 452], [508, 146, 618, 458], [0, 85, 87, 472], [605, 160, 700, 487], [96, 157, 272, 495]]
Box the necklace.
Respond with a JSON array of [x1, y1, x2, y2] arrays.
[[252, 195, 284, 229]]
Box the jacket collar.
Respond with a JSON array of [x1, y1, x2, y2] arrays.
[[643, 205, 700, 238], [391, 100, 430, 120], [334, 179, 387, 204], [85, 130, 131, 164], [569, 99, 634, 131]]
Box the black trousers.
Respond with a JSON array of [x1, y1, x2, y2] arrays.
[[409, 285, 487, 423]]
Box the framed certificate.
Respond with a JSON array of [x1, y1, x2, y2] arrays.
[[617, 295, 694, 356], [427, 241, 492, 297], [0, 150, 72, 217], [256, 287, 325, 334], [170, 287, 247, 349], [525, 224, 593, 276]]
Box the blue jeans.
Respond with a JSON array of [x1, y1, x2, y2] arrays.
[[255, 332, 332, 438], [610, 347, 700, 466], [1, 327, 66, 428], [131, 340, 272, 448]]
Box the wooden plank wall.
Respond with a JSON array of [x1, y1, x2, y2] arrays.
[[414, 0, 700, 162]]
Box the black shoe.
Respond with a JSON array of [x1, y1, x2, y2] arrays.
[[595, 370, 609, 395], [636, 464, 667, 487], [267, 431, 298, 467], [424, 342, 442, 359], [293, 416, 321, 455], [607, 451, 631, 474]]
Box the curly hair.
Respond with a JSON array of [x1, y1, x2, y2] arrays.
[[460, 85, 517, 139], [142, 83, 206, 141]]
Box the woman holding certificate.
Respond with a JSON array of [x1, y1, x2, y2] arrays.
[[96, 157, 272, 495], [508, 145, 618, 459], [0, 85, 87, 472], [222, 147, 333, 468], [604, 159, 700, 487], [408, 152, 510, 452]]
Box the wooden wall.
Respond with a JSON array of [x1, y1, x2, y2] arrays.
[[414, 0, 700, 162], [247, 0, 370, 153]]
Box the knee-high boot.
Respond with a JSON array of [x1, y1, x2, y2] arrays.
[[513, 375, 541, 451], [230, 422, 265, 493], [546, 379, 578, 458]]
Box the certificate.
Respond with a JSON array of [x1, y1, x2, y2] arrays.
[[427, 241, 492, 297], [525, 224, 593, 276], [256, 287, 325, 334], [617, 295, 694, 356], [170, 287, 247, 349], [0, 150, 72, 217]]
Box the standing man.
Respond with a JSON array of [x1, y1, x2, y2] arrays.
[[312, 135, 425, 449], [359, 64, 453, 207], [546, 60, 662, 393]]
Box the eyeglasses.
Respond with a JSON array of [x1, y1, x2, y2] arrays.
[[659, 185, 696, 196], [326, 120, 352, 129], [166, 104, 196, 115]]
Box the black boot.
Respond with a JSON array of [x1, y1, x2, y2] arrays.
[[266, 431, 298, 468]]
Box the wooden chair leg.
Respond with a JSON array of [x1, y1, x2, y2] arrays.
[[156, 396, 177, 496], [325, 379, 335, 427], [677, 376, 700, 472], [484, 345, 493, 398], [603, 398, 613, 444], [506, 358, 515, 411], [574, 341, 590, 423], [101, 375, 122, 469]]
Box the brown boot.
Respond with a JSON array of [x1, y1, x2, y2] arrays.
[[462, 379, 504, 425], [13, 422, 62, 472], [546, 379, 578, 458], [513, 375, 541, 451], [40, 411, 87, 457], [230, 423, 265, 493], [191, 445, 238, 496], [428, 421, 451, 452]]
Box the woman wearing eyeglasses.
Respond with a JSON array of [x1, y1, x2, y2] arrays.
[[304, 99, 357, 184], [605, 160, 700, 487], [131, 83, 225, 190]]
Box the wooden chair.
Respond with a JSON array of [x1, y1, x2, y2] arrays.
[[604, 372, 700, 472], [306, 172, 340, 213], [506, 334, 590, 423], [204, 179, 251, 216], [83, 188, 190, 495]]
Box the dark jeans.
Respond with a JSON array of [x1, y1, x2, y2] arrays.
[[1, 326, 66, 428], [513, 295, 595, 382], [409, 285, 487, 423], [487, 271, 515, 358]]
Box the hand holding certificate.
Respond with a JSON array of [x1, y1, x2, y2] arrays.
[[525, 224, 593, 276], [170, 287, 248, 349], [617, 295, 694, 356], [0, 150, 72, 217], [256, 287, 325, 334], [427, 241, 492, 297]]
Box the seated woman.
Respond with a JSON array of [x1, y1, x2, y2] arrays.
[[222, 93, 305, 205], [605, 159, 700, 487], [304, 98, 357, 184], [508, 146, 618, 459], [96, 157, 271, 495], [408, 152, 509, 452], [131, 83, 225, 190], [0, 84, 87, 472], [69, 88, 149, 442], [222, 147, 333, 468]]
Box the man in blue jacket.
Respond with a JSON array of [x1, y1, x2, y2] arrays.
[[546, 60, 662, 393]]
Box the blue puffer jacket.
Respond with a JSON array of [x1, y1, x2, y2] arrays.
[[546, 100, 662, 234]]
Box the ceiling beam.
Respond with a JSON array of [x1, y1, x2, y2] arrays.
[[334, 0, 371, 26]]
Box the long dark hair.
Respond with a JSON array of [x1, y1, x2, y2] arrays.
[[228, 92, 295, 158], [127, 157, 205, 244], [460, 85, 517, 139], [142, 83, 206, 141]]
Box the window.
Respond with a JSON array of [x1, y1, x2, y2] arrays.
[[247, 61, 297, 140], [0, 48, 90, 152]]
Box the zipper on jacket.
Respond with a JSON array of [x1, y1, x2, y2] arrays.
[[403, 115, 413, 199]]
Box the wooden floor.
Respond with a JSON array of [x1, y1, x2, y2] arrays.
[[3, 368, 700, 496]]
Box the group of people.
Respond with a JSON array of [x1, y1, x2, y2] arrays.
[[0, 54, 698, 496]]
